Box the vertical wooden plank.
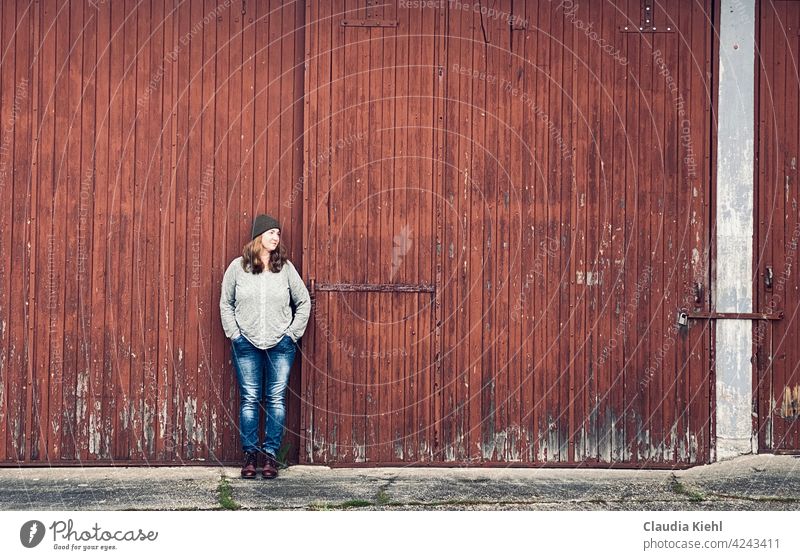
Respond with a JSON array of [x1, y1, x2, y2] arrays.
[[649, 19, 666, 465], [609, 0, 626, 463], [412, 6, 424, 462], [29, 3, 56, 460], [0, 0, 14, 463], [377, 1, 396, 464], [157, 0, 177, 462], [785, 2, 800, 451], [47, 0, 69, 461], [687, 0, 709, 463], [328, 0, 345, 461], [507, 0, 525, 463], [636, 1, 654, 464], [142, 0, 164, 462], [639, 17, 656, 464], [482, 9, 498, 462], [299, 0, 314, 464], [548, 0, 564, 462], [574, 0, 591, 463], [676, 0, 695, 463], [595, 0, 612, 463], [533, 0, 550, 462], [130, 0, 149, 462], [211, 0, 231, 463], [363, 7, 381, 463], [62, 0, 82, 461], [239, 0, 257, 458], [7, 0, 31, 460], [302, 0, 319, 463], [404, 6, 419, 463], [518, 0, 535, 463], [620, 0, 638, 465], [768, 0, 784, 451], [181, 0, 201, 460], [24, 0, 42, 462], [77, 0, 98, 461], [171, 0, 190, 460], [224, 0, 243, 459], [496, 6, 509, 462], [467, 5, 484, 464], [443, 0, 461, 463], [353, 2, 368, 464], [201, 0, 218, 459], [306, 2, 328, 461], [660, 0, 680, 464], [264, 0, 278, 216], [286, 0, 305, 465], [560, 0, 573, 464], [118, 0, 138, 460], [90, 0, 111, 459]]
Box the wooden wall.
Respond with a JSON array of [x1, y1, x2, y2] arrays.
[[0, 0, 305, 463], [302, 0, 715, 467], [756, 0, 800, 453], [2, 0, 721, 467]]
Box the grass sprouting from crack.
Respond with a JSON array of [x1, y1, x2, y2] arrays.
[[217, 476, 241, 510], [670, 476, 705, 502]]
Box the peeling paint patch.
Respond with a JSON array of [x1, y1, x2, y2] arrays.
[[779, 385, 800, 419], [354, 443, 366, 462], [576, 270, 602, 285], [89, 411, 100, 455], [184, 397, 197, 448], [144, 404, 155, 455]]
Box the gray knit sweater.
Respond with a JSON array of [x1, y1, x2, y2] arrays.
[[219, 257, 311, 350]]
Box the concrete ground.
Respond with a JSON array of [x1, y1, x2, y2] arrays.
[[1, 454, 798, 511]]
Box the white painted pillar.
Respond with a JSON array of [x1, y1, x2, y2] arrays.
[[714, 0, 756, 459]]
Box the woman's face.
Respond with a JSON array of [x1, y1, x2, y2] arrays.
[[261, 228, 281, 252]]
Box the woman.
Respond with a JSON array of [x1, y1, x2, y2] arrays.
[[219, 214, 311, 479]]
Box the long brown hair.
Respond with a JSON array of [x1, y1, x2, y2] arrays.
[[241, 236, 288, 274]]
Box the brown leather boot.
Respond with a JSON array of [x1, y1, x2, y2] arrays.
[[241, 451, 258, 479], [262, 454, 279, 479]]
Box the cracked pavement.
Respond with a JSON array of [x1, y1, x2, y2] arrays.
[[1, 454, 798, 511]]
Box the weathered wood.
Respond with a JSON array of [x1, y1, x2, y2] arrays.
[[1, 0, 725, 467]]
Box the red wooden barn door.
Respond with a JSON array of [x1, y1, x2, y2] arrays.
[[300, 1, 442, 464], [437, 0, 714, 465], [756, 0, 800, 453]]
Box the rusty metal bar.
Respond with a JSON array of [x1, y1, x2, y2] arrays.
[[687, 311, 784, 320], [341, 19, 398, 28], [619, 25, 675, 33], [314, 282, 435, 293]]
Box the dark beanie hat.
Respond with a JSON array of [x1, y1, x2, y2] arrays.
[[251, 214, 281, 239]]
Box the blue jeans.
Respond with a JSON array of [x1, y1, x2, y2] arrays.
[[231, 333, 297, 457]]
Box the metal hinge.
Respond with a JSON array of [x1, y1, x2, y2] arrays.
[[341, 19, 398, 28]]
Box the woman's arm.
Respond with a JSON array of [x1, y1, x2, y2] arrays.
[[286, 261, 311, 342], [219, 260, 241, 339]]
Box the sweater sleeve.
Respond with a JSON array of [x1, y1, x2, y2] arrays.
[[219, 259, 241, 339], [286, 260, 311, 342]]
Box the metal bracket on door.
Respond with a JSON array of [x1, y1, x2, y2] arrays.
[[314, 282, 434, 293], [619, 0, 675, 33], [308, 279, 435, 304], [341, 0, 397, 27], [341, 19, 398, 27], [678, 310, 784, 328]]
